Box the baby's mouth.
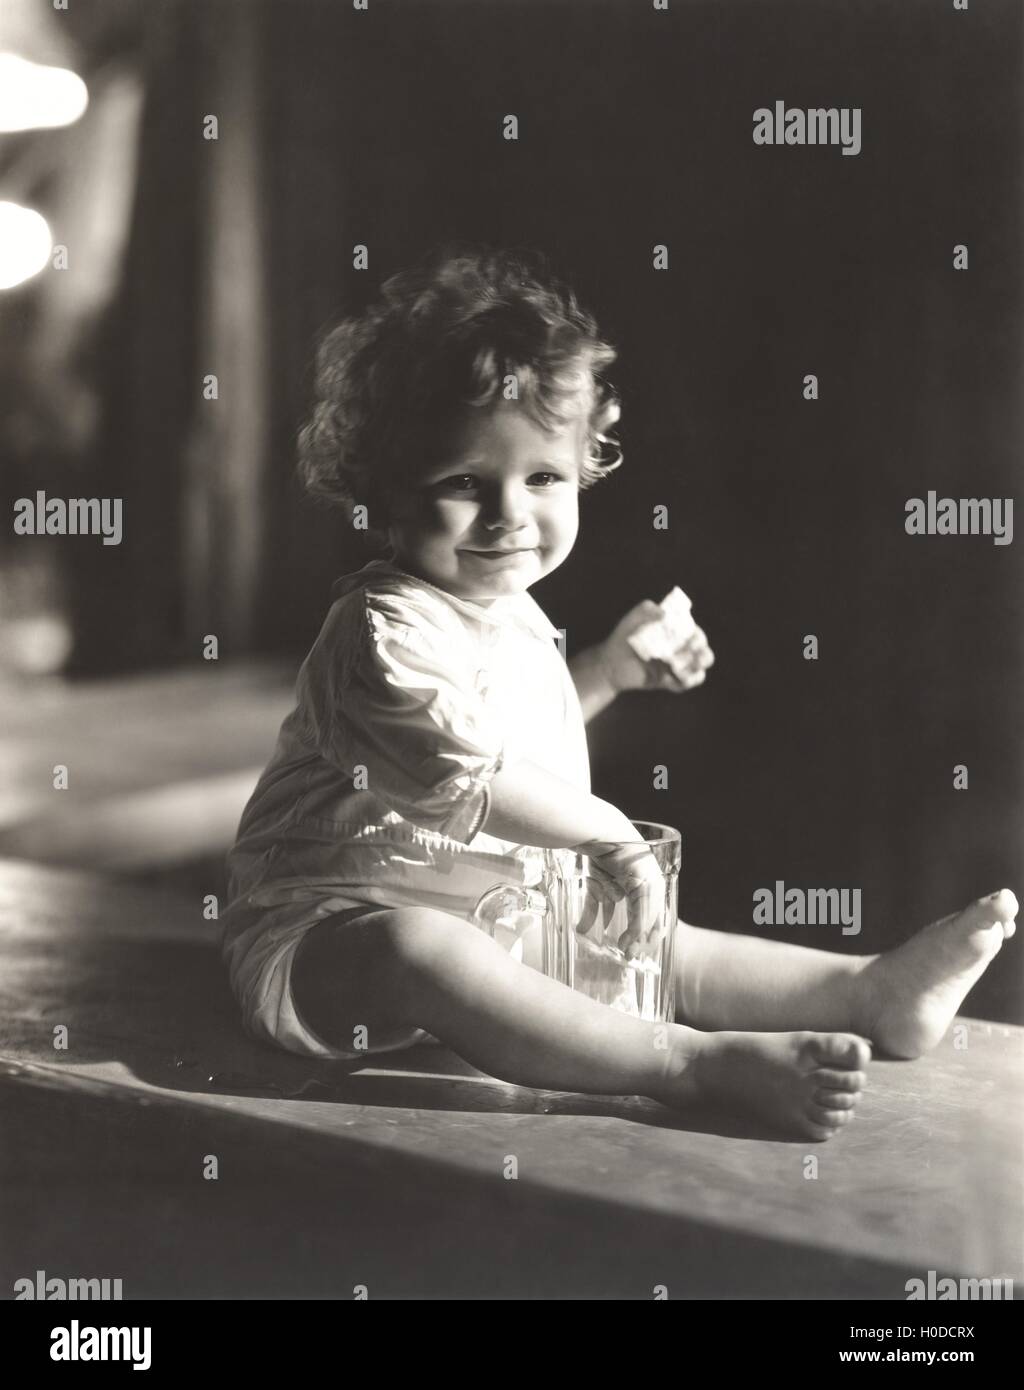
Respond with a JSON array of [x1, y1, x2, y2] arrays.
[[462, 547, 535, 559]]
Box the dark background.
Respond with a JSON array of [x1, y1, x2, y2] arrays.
[[2, 0, 1022, 1017]]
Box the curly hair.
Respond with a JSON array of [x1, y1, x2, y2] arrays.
[[297, 243, 623, 546]]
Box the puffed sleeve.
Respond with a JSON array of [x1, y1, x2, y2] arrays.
[[311, 585, 506, 842]]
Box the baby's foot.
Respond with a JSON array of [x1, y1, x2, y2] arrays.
[[853, 889, 1018, 1059], [660, 1029, 870, 1141]]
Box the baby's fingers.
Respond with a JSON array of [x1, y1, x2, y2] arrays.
[[577, 876, 619, 936], [587, 861, 626, 904], [657, 659, 706, 692], [616, 878, 662, 954]]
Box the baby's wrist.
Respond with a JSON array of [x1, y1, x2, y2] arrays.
[[572, 805, 645, 851], [593, 639, 625, 695]]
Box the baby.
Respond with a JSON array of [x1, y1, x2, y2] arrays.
[[221, 245, 1017, 1140]]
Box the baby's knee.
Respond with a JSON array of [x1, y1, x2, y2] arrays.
[[290, 905, 459, 1046], [378, 904, 470, 972]]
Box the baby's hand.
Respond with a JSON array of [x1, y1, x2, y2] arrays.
[[573, 838, 668, 954], [599, 599, 714, 695]]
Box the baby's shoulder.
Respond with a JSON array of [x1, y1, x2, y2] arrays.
[[325, 569, 467, 654]]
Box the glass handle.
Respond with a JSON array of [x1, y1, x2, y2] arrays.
[[472, 884, 549, 938]]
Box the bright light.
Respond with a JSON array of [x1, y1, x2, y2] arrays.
[[0, 52, 88, 132], [0, 201, 52, 289]]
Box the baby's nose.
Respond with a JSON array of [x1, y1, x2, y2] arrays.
[[484, 489, 531, 527]]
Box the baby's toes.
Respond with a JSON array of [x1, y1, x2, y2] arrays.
[[816, 1067, 867, 1093], [805, 1033, 872, 1072], [804, 1116, 844, 1142], [964, 889, 1018, 933], [809, 1102, 854, 1130], [815, 1087, 858, 1110], [989, 888, 1018, 922]]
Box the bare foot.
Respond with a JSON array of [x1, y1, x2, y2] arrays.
[[852, 889, 1018, 1059], [657, 1028, 871, 1141]]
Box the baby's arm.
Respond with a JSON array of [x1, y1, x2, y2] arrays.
[[483, 760, 664, 946], [482, 757, 641, 848], [567, 645, 620, 724]]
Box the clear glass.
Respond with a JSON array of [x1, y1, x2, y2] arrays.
[[472, 821, 681, 1024]]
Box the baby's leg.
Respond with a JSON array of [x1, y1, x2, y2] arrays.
[[675, 889, 1018, 1058], [290, 905, 869, 1139], [675, 923, 865, 1033]]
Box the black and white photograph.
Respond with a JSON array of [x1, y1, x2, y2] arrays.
[[1, 0, 1021, 1340]]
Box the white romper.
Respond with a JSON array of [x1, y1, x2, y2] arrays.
[[221, 557, 591, 1060]]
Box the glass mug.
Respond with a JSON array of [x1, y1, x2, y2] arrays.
[[471, 821, 681, 1024]]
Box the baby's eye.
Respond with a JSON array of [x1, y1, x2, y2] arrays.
[[436, 474, 479, 493], [433, 471, 566, 493]]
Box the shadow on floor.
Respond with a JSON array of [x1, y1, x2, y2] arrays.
[[0, 1072, 927, 1300]]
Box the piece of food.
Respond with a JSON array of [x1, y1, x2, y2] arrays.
[[627, 586, 698, 665]]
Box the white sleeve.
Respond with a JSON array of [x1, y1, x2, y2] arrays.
[[317, 587, 506, 842]]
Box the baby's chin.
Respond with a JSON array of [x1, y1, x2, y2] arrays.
[[449, 549, 553, 602]]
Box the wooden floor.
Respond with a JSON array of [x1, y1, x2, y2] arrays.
[[0, 661, 292, 870], [1, 664, 1021, 1298], [2, 858, 1021, 1300]]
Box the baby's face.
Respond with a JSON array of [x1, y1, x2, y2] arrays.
[[387, 401, 583, 606]]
